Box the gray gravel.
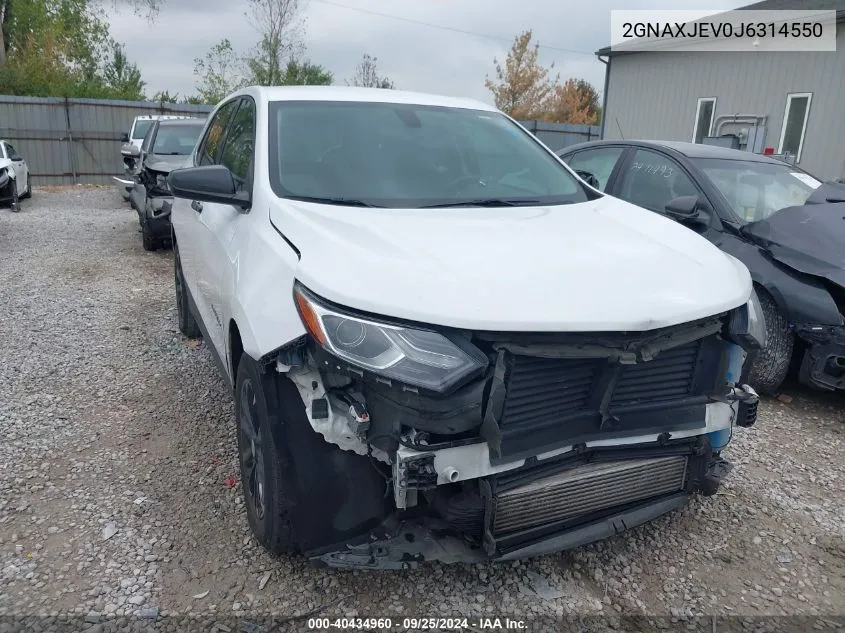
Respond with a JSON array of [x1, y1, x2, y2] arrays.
[[1, 187, 844, 630]]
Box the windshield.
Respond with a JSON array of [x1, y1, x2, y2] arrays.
[[152, 123, 204, 155], [132, 120, 154, 140], [692, 158, 823, 223], [268, 101, 588, 208]]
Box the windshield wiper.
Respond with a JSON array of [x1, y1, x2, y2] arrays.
[[418, 198, 542, 208], [154, 152, 185, 156], [286, 195, 382, 207]]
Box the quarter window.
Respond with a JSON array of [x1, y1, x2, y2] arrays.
[[692, 98, 716, 144], [563, 147, 624, 191], [617, 149, 701, 213], [778, 92, 812, 163], [197, 100, 239, 166], [220, 99, 256, 191]]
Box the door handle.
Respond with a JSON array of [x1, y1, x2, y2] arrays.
[[191, 200, 203, 213]]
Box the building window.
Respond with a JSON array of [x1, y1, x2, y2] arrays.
[[778, 92, 812, 163], [692, 97, 716, 144]]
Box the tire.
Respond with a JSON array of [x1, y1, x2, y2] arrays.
[[235, 356, 298, 555], [746, 288, 794, 395], [174, 244, 202, 339], [20, 177, 31, 199], [9, 180, 20, 212], [141, 219, 157, 251]]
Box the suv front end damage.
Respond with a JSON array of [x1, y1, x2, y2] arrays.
[[269, 284, 761, 569], [133, 167, 176, 245]]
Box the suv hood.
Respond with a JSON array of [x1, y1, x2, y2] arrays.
[[145, 154, 192, 173], [270, 196, 751, 332], [742, 199, 845, 288]]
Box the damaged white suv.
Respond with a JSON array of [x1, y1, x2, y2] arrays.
[[168, 86, 763, 569]]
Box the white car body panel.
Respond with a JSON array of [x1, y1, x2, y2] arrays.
[[269, 195, 752, 335], [172, 86, 752, 383], [0, 141, 29, 195]]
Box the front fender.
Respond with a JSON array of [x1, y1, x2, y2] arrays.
[[716, 233, 842, 325], [227, 211, 306, 366]]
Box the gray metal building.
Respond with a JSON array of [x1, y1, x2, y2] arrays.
[[598, 0, 845, 180]]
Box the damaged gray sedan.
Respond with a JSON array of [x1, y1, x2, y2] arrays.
[[130, 118, 205, 250]]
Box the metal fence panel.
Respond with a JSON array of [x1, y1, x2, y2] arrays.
[[517, 120, 602, 153], [0, 96, 215, 185], [0, 96, 600, 186]]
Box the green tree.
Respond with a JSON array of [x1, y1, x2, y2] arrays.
[[193, 38, 245, 104], [0, 0, 147, 99], [152, 89, 179, 103], [102, 42, 146, 100], [280, 58, 332, 85], [243, 0, 305, 86], [346, 53, 394, 89]]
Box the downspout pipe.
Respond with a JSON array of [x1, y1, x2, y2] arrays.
[[598, 55, 610, 140]]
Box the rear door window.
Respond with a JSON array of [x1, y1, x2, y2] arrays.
[[615, 149, 702, 213]]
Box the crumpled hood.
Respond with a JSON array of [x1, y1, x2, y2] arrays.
[[742, 200, 845, 288], [145, 154, 191, 174], [269, 195, 751, 332]]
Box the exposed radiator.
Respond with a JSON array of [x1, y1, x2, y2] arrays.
[[492, 456, 688, 536]]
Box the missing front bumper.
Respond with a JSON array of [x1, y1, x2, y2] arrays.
[[795, 324, 845, 391], [313, 492, 690, 569], [311, 444, 720, 569]]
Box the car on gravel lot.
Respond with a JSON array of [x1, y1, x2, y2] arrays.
[[557, 140, 845, 396], [0, 140, 31, 211], [129, 118, 205, 251], [114, 114, 196, 201], [167, 86, 762, 569]]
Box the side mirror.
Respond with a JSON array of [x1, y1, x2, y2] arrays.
[[169, 165, 250, 210], [575, 170, 600, 189], [121, 144, 140, 158], [665, 196, 711, 227], [121, 132, 130, 143]]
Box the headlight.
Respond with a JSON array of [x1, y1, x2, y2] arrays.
[[155, 174, 169, 190], [293, 283, 487, 392], [727, 289, 767, 350]]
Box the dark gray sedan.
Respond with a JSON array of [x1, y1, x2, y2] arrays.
[[131, 118, 206, 251], [557, 139, 845, 395]]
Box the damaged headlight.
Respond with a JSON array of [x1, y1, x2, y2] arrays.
[[293, 283, 487, 392], [727, 289, 767, 350], [155, 174, 169, 191]]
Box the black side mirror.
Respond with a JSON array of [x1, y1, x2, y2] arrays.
[[575, 170, 600, 189], [665, 196, 711, 227], [121, 132, 130, 143], [169, 165, 250, 210]]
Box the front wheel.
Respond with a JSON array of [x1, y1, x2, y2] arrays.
[[235, 356, 298, 554], [20, 177, 31, 199], [174, 244, 202, 338], [9, 180, 20, 212], [746, 289, 794, 395], [141, 219, 157, 251]]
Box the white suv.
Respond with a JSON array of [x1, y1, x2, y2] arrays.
[[168, 86, 763, 569]]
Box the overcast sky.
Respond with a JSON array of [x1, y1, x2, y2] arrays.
[[107, 0, 748, 103]]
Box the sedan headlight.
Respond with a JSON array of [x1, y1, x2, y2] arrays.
[[727, 289, 767, 350], [293, 283, 487, 392]]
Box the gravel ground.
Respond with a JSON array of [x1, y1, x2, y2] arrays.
[[1, 187, 844, 632]]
